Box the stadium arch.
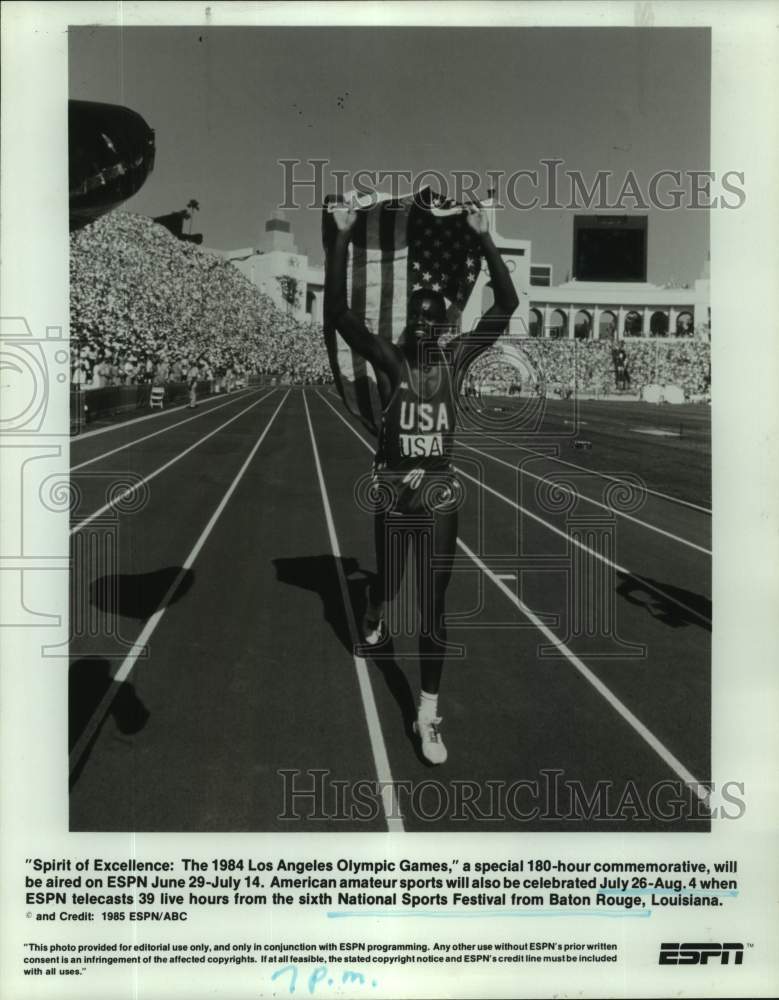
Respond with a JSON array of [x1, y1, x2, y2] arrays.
[[549, 309, 568, 339], [650, 310, 669, 336], [574, 309, 592, 340], [676, 310, 694, 335], [624, 310, 642, 336], [598, 309, 618, 340]]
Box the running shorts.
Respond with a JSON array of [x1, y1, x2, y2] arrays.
[[369, 463, 464, 517]]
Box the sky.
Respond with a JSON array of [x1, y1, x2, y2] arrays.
[[69, 26, 710, 285]]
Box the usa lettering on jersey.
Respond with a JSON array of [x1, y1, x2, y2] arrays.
[[399, 400, 451, 432], [400, 434, 445, 458]]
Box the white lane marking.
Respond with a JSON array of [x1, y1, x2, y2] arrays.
[[71, 392, 277, 535], [471, 428, 711, 515], [71, 385, 260, 441], [317, 391, 710, 628], [457, 538, 708, 803], [633, 428, 680, 437], [72, 389, 275, 471], [314, 388, 711, 801], [457, 439, 711, 556], [455, 468, 710, 626], [303, 392, 402, 832], [68, 391, 290, 775], [496, 573, 516, 582]]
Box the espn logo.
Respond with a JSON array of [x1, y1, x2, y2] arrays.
[[659, 943, 744, 965]]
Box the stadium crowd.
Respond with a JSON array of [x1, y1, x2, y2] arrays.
[[70, 212, 331, 389], [70, 211, 710, 402], [464, 337, 710, 400]]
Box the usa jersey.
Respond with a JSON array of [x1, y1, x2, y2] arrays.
[[378, 357, 454, 466], [373, 357, 461, 515]]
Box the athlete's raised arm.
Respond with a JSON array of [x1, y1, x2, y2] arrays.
[[449, 204, 519, 373], [324, 206, 401, 380]]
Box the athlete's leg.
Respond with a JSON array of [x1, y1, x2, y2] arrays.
[[413, 508, 457, 764], [364, 510, 408, 644], [416, 508, 457, 694], [368, 510, 389, 608]]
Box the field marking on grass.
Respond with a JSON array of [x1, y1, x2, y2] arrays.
[[456, 439, 710, 556], [469, 428, 711, 515], [71, 391, 278, 535], [318, 391, 710, 628], [315, 390, 709, 804], [69, 391, 290, 777], [303, 391, 403, 832], [71, 385, 261, 441], [72, 389, 276, 471]]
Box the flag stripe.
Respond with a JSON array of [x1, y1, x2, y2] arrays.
[[348, 211, 374, 422], [363, 206, 383, 333], [391, 207, 409, 342], [378, 201, 399, 342]]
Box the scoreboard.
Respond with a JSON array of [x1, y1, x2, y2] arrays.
[[572, 215, 648, 282]]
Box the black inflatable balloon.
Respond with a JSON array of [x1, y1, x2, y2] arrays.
[[69, 100, 155, 231]]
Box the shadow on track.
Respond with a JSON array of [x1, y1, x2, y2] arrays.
[[89, 566, 194, 618], [272, 554, 429, 764], [272, 554, 365, 652], [616, 572, 712, 629], [68, 658, 150, 789]]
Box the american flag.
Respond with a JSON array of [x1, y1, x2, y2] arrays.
[[322, 188, 485, 434]]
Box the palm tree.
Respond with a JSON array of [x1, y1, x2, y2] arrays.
[[186, 199, 200, 234]]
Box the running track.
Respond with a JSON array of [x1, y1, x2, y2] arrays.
[[68, 386, 711, 832]]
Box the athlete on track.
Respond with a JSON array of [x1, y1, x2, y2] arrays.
[[187, 360, 200, 408], [325, 201, 518, 763]]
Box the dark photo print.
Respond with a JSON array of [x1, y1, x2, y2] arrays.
[[67, 26, 714, 833]]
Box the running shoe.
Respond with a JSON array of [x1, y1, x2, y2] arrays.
[[362, 616, 386, 646], [362, 606, 386, 646], [413, 716, 448, 765]]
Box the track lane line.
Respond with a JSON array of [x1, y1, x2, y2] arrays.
[[468, 426, 711, 515], [312, 389, 710, 801], [71, 391, 278, 536], [327, 384, 710, 514], [68, 390, 291, 776], [453, 468, 710, 626], [302, 391, 403, 833], [71, 385, 261, 441], [456, 438, 711, 555], [316, 390, 710, 628], [455, 538, 708, 802], [72, 388, 275, 471]]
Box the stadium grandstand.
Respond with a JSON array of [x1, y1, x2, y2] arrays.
[[70, 211, 332, 395], [70, 211, 710, 407]]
